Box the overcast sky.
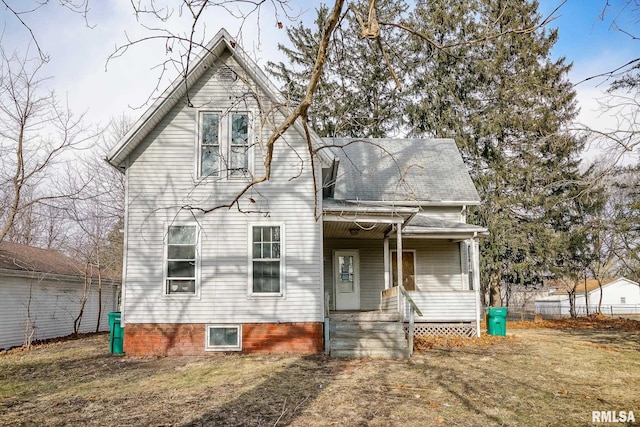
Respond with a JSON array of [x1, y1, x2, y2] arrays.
[[1, 1, 637, 152]]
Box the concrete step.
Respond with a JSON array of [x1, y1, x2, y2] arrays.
[[330, 337, 408, 350], [330, 321, 405, 333], [330, 347, 409, 359], [330, 330, 407, 340], [328, 320, 409, 359]]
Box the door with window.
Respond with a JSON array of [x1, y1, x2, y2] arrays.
[[391, 250, 416, 291], [334, 250, 360, 310]]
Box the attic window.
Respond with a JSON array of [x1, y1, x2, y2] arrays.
[[217, 67, 237, 81]]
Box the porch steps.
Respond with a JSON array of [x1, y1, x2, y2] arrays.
[[329, 320, 409, 359]]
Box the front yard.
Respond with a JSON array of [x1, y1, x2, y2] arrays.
[[1, 320, 639, 426]]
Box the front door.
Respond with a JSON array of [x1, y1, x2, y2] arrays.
[[334, 250, 360, 310]]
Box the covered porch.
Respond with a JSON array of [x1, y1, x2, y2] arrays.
[[322, 200, 488, 338]]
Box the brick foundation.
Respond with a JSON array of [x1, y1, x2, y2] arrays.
[[124, 322, 324, 356]]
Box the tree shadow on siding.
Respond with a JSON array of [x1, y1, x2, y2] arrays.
[[180, 353, 333, 427]]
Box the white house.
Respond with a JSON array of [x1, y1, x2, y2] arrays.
[[106, 29, 488, 357], [534, 278, 640, 317], [0, 242, 120, 350]]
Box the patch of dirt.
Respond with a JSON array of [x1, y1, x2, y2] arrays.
[[507, 315, 640, 331], [0, 332, 109, 355], [1, 329, 639, 426], [415, 334, 518, 350]]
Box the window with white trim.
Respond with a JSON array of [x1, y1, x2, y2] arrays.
[[206, 325, 241, 351], [229, 113, 249, 176], [199, 112, 251, 178], [200, 113, 220, 176], [165, 225, 198, 295], [250, 225, 283, 295]]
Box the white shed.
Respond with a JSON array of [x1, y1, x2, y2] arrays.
[[535, 278, 640, 317], [0, 242, 120, 350]]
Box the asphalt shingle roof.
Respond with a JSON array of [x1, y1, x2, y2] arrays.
[[0, 242, 120, 281], [323, 138, 480, 203]]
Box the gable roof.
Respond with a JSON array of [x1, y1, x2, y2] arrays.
[[0, 242, 81, 276], [550, 278, 637, 295], [0, 242, 120, 282], [323, 138, 480, 205], [107, 28, 328, 169]]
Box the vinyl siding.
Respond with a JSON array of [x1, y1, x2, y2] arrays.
[[0, 275, 118, 350], [123, 51, 322, 324], [405, 291, 477, 322], [323, 239, 385, 311], [397, 240, 464, 291], [324, 238, 466, 310]]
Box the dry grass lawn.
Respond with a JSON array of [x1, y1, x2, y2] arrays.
[[1, 319, 639, 426]]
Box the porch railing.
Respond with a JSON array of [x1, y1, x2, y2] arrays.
[[399, 285, 423, 356]]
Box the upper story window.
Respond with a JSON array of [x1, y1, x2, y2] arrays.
[[165, 225, 198, 295], [199, 112, 251, 178], [230, 114, 249, 176], [201, 114, 220, 177]]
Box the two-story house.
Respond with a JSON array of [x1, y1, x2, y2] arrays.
[[107, 29, 487, 357]]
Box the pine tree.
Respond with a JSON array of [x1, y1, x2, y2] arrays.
[[407, 0, 584, 305], [268, 0, 409, 137], [273, 0, 586, 306]]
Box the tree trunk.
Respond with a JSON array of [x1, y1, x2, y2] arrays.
[[95, 266, 102, 333]]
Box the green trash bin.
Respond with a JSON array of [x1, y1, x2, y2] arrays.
[[108, 312, 124, 354], [486, 307, 508, 336]]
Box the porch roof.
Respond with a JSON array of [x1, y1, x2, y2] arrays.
[[322, 201, 488, 240], [401, 214, 488, 239], [322, 199, 417, 221]]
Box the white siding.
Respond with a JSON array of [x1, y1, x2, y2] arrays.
[[405, 291, 477, 322], [400, 240, 464, 291], [123, 51, 323, 325], [0, 275, 118, 350], [535, 279, 640, 316], [324, 238, 467, 310], [323, 239, 385, 311], [586, 278, 640, 306]]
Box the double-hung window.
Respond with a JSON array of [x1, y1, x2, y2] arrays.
[[250, 225, 283, 295], [229, 113, 249, 176], [199, 112, 250, 178], [201, 113, 220, 177], [165, 225, 198, 295]]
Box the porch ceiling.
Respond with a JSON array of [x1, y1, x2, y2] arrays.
[[323, 221, 390, 239]]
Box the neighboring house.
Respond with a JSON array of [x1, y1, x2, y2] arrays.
[[0, 242, 120, 350], [534, 278, 640, 317], [106, 29, 488, 357]]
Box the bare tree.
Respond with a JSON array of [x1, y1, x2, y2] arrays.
[[0, 47, 97, 244]]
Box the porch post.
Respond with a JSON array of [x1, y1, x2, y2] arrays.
[[383, 236, 390, 289], [396, 224, 404, 320], [470, 236, 482, 337]]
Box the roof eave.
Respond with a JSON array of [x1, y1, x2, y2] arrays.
[[107, 28, 333, 170], [107, 30, 233, 168], [349, 200, 481, 207]]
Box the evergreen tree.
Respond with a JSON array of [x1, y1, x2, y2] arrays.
[[273, 0, 586, 306], [268, 1, 409, 137], [407, 0, 584, 305]]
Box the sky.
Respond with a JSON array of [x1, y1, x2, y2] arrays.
[[0, 0, 637, 154]]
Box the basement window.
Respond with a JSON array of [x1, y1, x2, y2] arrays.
[[205, 325, 242, 351]]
